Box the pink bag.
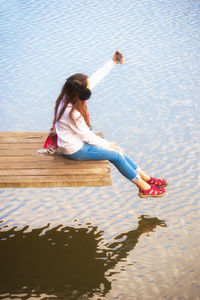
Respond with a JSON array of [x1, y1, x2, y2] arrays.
[[43, 133, 58, 150], [38, 132, 58, 155]]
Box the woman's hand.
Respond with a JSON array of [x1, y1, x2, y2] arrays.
[[113, 50, 124, 64], [50, 127, 56, 135], [109, 142, 124, 156]]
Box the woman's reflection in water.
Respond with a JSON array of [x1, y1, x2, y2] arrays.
[[0, 215, 167, 299]]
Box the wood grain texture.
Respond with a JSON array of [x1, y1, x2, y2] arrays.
[[0, 132, 112, 188]]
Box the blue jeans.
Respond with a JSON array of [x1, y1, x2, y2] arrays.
[[64, 142, 140, 182]]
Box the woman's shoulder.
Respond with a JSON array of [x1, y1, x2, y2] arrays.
[[71, 108, 82, 120], [59, 100, 82, 121], [63, 103, 81, 119]]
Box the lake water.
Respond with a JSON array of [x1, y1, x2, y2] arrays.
[[0, 0, 200, 299]]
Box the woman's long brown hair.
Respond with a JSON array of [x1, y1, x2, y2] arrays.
[[52, 73, 90, 130]]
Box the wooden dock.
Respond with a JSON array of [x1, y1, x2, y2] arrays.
[[0, 132, 112, 188]]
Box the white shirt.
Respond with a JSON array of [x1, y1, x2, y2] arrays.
[[55, 59, 116, 155]]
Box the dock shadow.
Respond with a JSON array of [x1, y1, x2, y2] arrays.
[[0, 215, 167, 299]]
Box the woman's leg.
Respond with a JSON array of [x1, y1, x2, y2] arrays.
[[65, 143, 150, 189], [116, 153, 151, 189], [123, 154, 151, 182], [121, 153, 167, 193], [65, 143, 166, 197]]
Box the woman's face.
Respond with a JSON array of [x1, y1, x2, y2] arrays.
[[86, 78, 90, 89]]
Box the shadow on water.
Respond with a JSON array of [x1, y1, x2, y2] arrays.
[[0, 216, 167, 299]]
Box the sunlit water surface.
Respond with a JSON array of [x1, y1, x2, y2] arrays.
[[0, 0, 199, 299]]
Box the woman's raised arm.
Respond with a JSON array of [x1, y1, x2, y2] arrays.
[[88, 50, 124, 90]]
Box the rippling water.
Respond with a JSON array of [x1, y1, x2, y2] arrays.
[[0, 0, 200, 299]]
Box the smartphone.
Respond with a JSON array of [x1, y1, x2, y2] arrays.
[[116, 51, 122, 62]]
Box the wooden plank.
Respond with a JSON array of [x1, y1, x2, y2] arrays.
[[0, 149, 45, 156], [0, 143, 43, 150], [0, 155, 108, 164], [0, 167, 109, 176], [0, 133, 46, 143], [0, 149, 109, 156], [0, 175, 111, 188], [0, 175, 108, 182], [0, 132, 112, 188], [0, 180, 111, 188], [0, 162, 110, 169]]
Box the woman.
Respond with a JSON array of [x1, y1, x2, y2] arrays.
[[52, 51, 168, 198]]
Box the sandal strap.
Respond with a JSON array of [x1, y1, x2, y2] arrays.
[[148, 177, 166, 186], [140, 185, 164, 196]]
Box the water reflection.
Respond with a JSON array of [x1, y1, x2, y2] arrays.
[[0, 216, 166, 299]]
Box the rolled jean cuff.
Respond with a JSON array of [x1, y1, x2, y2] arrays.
[[136, 167, 142, 173], [131, 174, 141, 183]]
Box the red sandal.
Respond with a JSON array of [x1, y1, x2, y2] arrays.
[[147, 177, 168, 188], [138, 185, 166, 199]]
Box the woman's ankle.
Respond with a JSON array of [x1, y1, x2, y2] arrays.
[[137, 169, 151, 182], [136, 179, 151, 190]]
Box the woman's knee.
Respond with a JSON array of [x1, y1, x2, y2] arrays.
[[109, 150, 125, 164]]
